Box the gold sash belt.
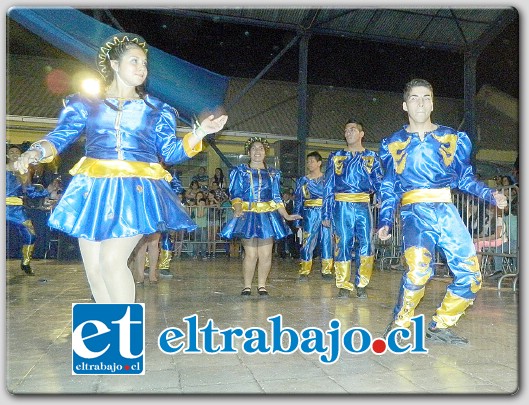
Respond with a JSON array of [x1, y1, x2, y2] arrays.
[[334, 192, 370, 203], [69, 157, 172, 181], [401, 188, 452, 206], [304, 199, 323, 207], [240, 200, 284, 213]]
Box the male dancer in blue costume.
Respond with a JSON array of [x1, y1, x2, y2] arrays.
[[322, 119, 383, 299], [378, 78, 507, 344], [6, 145, 51, 275], [293, 151, 334, 281]]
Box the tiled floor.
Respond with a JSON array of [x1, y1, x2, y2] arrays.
[[4, 254, 520, 395]]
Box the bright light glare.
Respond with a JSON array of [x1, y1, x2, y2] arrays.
[[81, 79, 100, 96]]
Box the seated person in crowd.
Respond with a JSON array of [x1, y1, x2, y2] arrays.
[[192, 166, 209, 190]]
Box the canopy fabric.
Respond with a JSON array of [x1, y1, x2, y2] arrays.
[[8, 7, 230, 125]]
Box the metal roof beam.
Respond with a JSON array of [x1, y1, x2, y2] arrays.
[[464, 8, 517, 57]]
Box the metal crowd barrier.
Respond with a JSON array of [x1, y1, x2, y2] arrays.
[[168, 205, 236, 259]]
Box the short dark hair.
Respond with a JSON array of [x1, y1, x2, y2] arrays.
[[306, 151, 322, 161], [7, 144, 22, 152], [403, 78, 433, 101], [345, 118, 364, 132]]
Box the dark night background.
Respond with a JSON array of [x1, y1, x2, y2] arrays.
[[7, 8, 519, 100]]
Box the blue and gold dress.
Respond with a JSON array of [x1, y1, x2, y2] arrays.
[[378, 125, 498, 329], [219, 164, 291, 240], [40, 93, 201, 241]]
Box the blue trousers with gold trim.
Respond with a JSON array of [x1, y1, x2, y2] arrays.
[[332, 202, 374, 290], [392, 202, 482, 328], [299, 207, 333, 275]]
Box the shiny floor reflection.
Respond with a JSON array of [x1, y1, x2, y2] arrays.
[[5, 255, 518, 394]]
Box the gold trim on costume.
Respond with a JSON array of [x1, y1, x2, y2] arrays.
[[334, 261, 354, 290], [357, 255, 374, 287], [182, 132, 203, 158], [23, 220, 36, 236], [6, 197, 23, 206], [333, 155, 347, 175], [388, 137, 412, 174], [304, 199, 323, 207], [321, 258, 334, 275], [69, 157, 172, 181], [22, 244, 35, 266], [299, 260, 312, 276], [158, 249, 172, 270], [404, 246, 434, 285], [395, 287, 426, 328], [431, 133, 457, 166], [334, 193, 370, 203], [240, 201, 283, 213], [401, 188, 452, 206], [301, 231, 310, 249], [231, 198, 243, 207], [362, 155, 375, 174], [302, 184, 310, 199], [432, 290, 474, 328]]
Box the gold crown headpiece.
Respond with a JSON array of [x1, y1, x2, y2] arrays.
[[97, 33, 148, 78], [244, 137, 270, 153]]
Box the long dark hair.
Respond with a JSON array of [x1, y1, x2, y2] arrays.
[[213, 167, 225, 186]]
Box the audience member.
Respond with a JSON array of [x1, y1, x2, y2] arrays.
[[210, 167, 226, 190], [185, 180, 201, 201], [192, 166, 209, 190], [192, 198, 208, 259]]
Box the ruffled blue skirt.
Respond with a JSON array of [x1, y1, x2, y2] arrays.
[[219, 211, 292, 240], [48, 174, 196, 241]]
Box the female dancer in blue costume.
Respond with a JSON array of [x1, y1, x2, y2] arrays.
[[220, 137, 301, 296], [6, 145, 53, 275], [15, 32, 228, 303], [293, 151, 334, 281], [378, 78, 506, 344]]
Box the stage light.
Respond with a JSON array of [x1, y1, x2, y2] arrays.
[[81, 78, 101, 96]]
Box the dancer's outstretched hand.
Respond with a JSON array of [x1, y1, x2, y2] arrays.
[[200, 114, 228, 135]]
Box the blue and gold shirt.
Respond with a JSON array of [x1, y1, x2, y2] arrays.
[[378, 125, 496, 229], [322, 149, 383, 221]]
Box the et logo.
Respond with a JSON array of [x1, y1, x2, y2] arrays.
[[72, 304, 145, 375]]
